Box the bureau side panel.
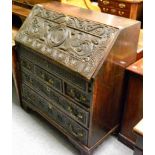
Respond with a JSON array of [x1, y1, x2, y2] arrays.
[[88, 59, 125, 147]]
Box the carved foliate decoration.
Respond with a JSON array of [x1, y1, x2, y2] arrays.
[[16, 5, 119, 80]]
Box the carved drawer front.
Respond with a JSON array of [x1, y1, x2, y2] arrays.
[[22, 71, 50, 97], [64, 83, 91, 107], [34, 65, 62, 92], [18, 48, 87, 91], [21, 71, 89, 127], [22, 85, 49, 113], [22, 85, 88, 145], [20, 57, 34, 73]]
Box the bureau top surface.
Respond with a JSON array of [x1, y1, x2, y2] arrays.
[[15, 2, 139, 80]]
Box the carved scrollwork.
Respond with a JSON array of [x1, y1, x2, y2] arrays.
[[46, 24, 69, 48], [16, 5, 119, 80]]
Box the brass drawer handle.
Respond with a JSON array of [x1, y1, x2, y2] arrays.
[[77, 113, 83, 119], [41, 73, 45, 79], [67, 106, 83, 119], [29, 79, 33, 85], [49, 79, 54, 85], [119, 3, 126, 9], [118, 11, 125, 16], [102, 1, 110, 5], [69, 124, 83, 138], [103, 8, 109, 12], [47, 86, 50, 92], [69, 89, 75, 96], [48, 103, 53, 109], [111, 8, 117, 13], [67, 106, 73, 112], [81, 96, 86, 102]]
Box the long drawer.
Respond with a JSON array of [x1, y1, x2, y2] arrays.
[[21, 84, 88, 145], [21, 71, 90, 127]]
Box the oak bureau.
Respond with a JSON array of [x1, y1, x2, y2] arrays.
[[15, 2, 140, 154]]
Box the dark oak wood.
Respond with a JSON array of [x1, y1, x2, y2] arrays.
[[14, 2, 140, 154], [118, 58, 143, 149]]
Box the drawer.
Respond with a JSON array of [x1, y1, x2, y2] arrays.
[[116, 2, 131, 10], [22, 72, 89, 127], [117, 9, 130, 18], [20, 57, 34, 73], [98, 0, 115, 7], [22, 85, 88, 145], [64, 83, 91, 107], [34, 65, 62, 92], [18, 47, 87, 91]]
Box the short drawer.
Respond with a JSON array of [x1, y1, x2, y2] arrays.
[[22, 72, 89, 127], [117, 9, 130, 18], [22, 85, 88, 145], [20, 57, 34, 73], [98, 0, 115, 7], [64, 83, 91, 107], [116, 2, 131, 10], [34, 65, 62, 92]]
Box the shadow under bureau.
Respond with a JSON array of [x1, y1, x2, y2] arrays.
[[15, 2, 140, 154]]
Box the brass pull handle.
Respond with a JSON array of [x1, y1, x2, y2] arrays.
[[70, 89, 75, 96], [81, 96, 86, 102], [119, 3, 126, 9], [47, 86, 50, 92], [103, 8, 109, 12], [48, 103, 53, 109], [41, 73, 45, 79], [49, 79, 54, 85], [29, 79, 33, 85], [118, 11, 125, 16], [77, 113, 83, 119], [69, 124, 83, 138], [111, 8, 116, 13], [102, 1, 110, 5], [67, 106, 73, 112]]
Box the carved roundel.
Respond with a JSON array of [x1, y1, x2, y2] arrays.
[[46, 24, 69, 47]]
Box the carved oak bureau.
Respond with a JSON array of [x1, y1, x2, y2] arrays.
[[15, 2, 140, 154]]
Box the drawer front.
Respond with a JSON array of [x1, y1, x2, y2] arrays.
[[64, 83, 91, 107], [101, 7, 130, 18], [34, 65, 62, 92], [22, 85, 88, 145], [98, 0, 115, 7], [20, 58, 34, 73], [116, 2, 131, 10], [117, 10, 130, 17], [18, 47, 87, 91], [21, 71, 89, 127]]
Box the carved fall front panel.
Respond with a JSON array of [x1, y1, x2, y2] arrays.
[[16, 5, 119, 80]]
